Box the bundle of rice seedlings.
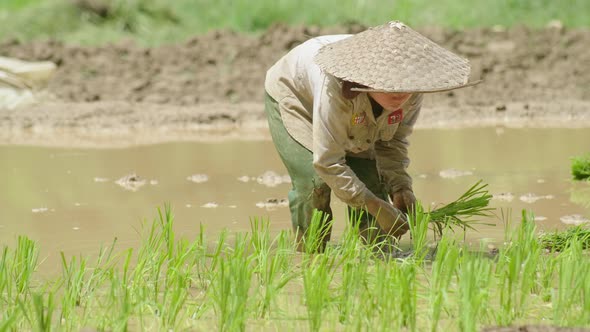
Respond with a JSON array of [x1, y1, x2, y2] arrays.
[[539, 225, 590, 251], [427, 180, 495, 237], [571, 153, 590, 181]]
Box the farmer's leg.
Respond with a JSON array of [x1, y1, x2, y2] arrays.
[[264, 93, 333, 250], [345, 156, 391, 246]]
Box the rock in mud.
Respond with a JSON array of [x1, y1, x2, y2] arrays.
[[187, 174, 209, 183], [492, 192, 514, 202], [31, 207, 49, 213], [255, 171, 291, 187], [115, 173, 146, 192], [256, 198, 289, 210], [519, 193, 555, 203], [201, 202, 219, 208]]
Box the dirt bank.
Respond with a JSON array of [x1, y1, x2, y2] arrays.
[[1, 24, 589, 147]]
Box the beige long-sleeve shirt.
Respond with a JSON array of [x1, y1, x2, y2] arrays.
[[265, 35, 422, 207]]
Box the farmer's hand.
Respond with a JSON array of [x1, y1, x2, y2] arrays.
[[390, 188, 416, 214], [365, 194, 409, 238]]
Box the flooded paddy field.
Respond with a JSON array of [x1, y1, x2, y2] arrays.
[[1, 127, 588, 273], [1, 127, 589, 331], [1, 24, 590, 330]]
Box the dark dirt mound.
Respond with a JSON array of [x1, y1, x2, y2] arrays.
[[1, 24, 589, 106]]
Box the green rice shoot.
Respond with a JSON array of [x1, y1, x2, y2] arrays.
[[427, 180, 495, 237], [539, 225, 590, 251], [1, 205, 590, 330], [571, 153, 590, 181]]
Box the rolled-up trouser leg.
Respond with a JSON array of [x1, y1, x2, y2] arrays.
[[345, 156, 391, 246], [264, 93, 333, 249]]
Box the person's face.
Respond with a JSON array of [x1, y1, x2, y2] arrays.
[[368, 92, 412, 111]]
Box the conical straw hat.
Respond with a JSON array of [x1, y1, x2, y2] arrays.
[[314, 21, 480, 93]]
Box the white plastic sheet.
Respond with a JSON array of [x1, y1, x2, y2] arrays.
[[0, 56, 56, 109]]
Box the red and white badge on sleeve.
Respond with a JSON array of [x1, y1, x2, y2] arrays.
[[387, 109, 403, 125]]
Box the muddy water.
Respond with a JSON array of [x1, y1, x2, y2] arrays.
[[1, 128, 589, 270]]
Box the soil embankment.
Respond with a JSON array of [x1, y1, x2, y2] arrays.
[[1, 24, 589, 147]]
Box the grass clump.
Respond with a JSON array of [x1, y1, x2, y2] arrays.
[[539, 225, 590, 251], [571, 153, 590, 181]]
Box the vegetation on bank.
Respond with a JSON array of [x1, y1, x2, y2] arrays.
[[1, 204, 589, 331], [0, 0, 589, 45], [572, 153, 590, 181]]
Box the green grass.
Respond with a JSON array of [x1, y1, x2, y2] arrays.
[[539, 225, 590, 251], [1, 0, 589, 45], [1, 204, 590, 331], [572, 153, 590, 181]]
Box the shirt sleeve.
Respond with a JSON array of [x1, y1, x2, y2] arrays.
[[311, 75, 372, 207], [374, 94, 423, 194]]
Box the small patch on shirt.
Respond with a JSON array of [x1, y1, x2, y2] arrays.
[[387, 109, 403, 125], [351, 112, 366, 125]]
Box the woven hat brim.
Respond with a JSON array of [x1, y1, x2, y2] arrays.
[[350, 79, 482, 94], [315, 21, 476, 93]]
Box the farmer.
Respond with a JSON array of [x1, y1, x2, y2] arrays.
[[264, 21, 478, 251]]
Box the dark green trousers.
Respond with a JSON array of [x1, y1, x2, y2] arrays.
[[264, 93, 389, 243]]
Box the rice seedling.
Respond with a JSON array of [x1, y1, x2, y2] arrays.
[[188, 223, 212, 291], [408, 203, 432, 262], [18, 292, 55, 332], [428, 231, 460, 332], [158, 238, 200, 329], [105, 266, 134, 332], [458, 251, 492, 332], [339, 208, 368, 258], [59, 253, 87, 324], [534, 253, 557, 303], [335, 223, 374, 324], [335, 258, 366, 325], [583, 259, 590, 326], [552, 235, 589, 326], [2, 203, 590, 331], [250, 218, 297, 318], [0, 312, 17, 331], [494, 210, 541, 325], [427, 180, 495, 238], [12, 235, 39, 296], [210, 233, 254, 332], [571, 153, 590, 181], [362, 261, 399, 330], [539, 225, 590, 251], [395, 260, 418, 331], [302, 250, 337, 332], [300, 209, 333, 254], [0, 247, 9, 301]]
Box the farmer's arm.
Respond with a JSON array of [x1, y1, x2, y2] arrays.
[[311, 76, 373, 207], [374, 94, 423, 194]]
